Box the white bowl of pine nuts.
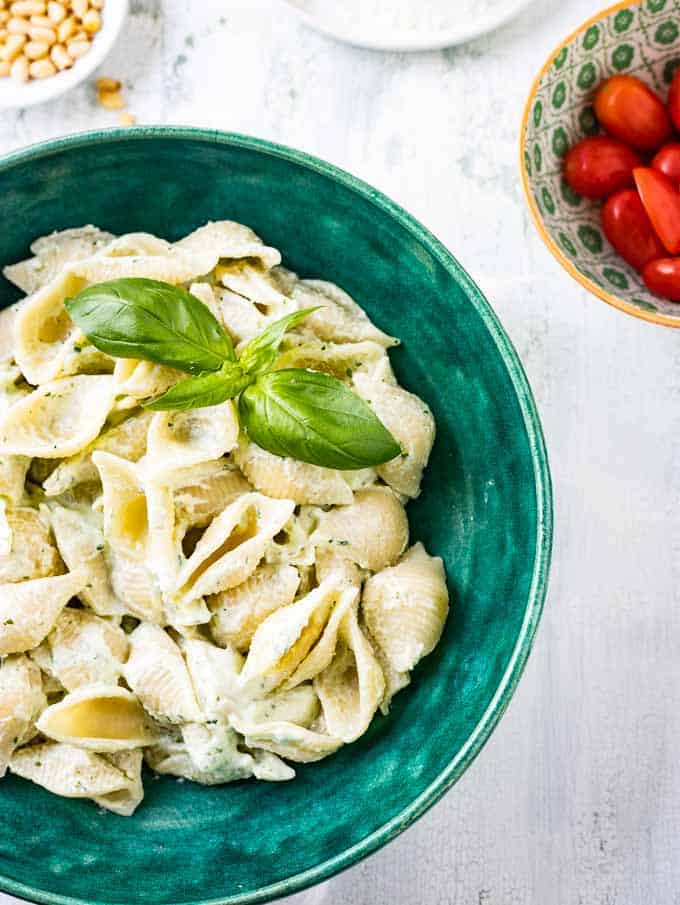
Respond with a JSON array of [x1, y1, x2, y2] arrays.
[[0, 0, 127, 108]]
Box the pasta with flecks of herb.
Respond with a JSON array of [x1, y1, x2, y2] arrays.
[[0, 220, 448, 814]]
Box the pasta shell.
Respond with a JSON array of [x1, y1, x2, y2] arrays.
[[124, 624, 203, 724], [0, 655, 46, 776], [48, 505, 121, 616], [12, 271, 86, 384], [145, 722, 254, 786], [174, 220, 281, 270], [314, 548, 364, 590], [234, 441, 353, 505], [103, 233, 172, 257], [0, 455, 30, 504], [181, 637, 244, 718], [44, 409, 153, 497], [93, 749, 144, 816], [174, 461, 251, 530], [216, 260, 290, 311], [113, 358, 182, 401], [172, 493, 295, 602], [239, 574, 353, 695], [250, 749, 295, 781], [215, 288, 271, 344], [10, 742, 131, 798], [0, 376, 116, 458], [93, 452, 148, 556], [0, 507, 62, 583], [314, 606, 385, 743], [292, 280, 397, 347], [210, 562, 300, 652], [244, 684, 320, 728], [146, 402, 239, 478], [230, 715, 342, 764], [107, 550, 163, 624], [312, 487, 409, 572], [0, 569, 87, 656], [353, 372, 435, 499], [275, 338, 387, 382], [36, 684, 158, 752], [361, 543, 449, 674], [47, 608, 128, 691], [3, 226, 114, 295]]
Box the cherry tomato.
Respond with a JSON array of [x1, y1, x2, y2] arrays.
[[667, 69, 680, 132], [642, 258, 680, 301], [563, 136, 641, 198], [633, 167, 680, 254], [601, 189, 666, 271], [652, 142, 680, 185], [594, 75, 672, 151]]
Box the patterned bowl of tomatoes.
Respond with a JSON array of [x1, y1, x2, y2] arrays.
[[521, 0, 680, 327]]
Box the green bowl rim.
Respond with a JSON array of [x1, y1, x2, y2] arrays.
[[0, 126, 554, 905]]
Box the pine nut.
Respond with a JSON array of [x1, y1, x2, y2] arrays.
[[0, 10, 9, 21], [7, 16, 30, 33], [28, 56, 55, 77], [28, 24, 54, 40], [10, 1, 46, 14], [56, 13, 73, 40], [65, 36, 88, 57], [95, 75, 118, 91], [24, 38, 48, 57], [97, 88, 122, 109], [0, 59, 10, 75], [90, 0, 103, 7], [119, 111, 136, 126], [0, 27, 6, 39], [9, 53, 28, 80], [81, 8, 98, 32], [1, 32, 26, 60], [46, 1, 65, 23], [49, 40, 70, 67], [70, 0, 87, 19], [30, 13, 53, 25]]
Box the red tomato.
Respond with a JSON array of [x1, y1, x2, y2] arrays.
[[668, 69, 680, 133], [642, 258, 680, 301], [594, 75, 671, 151], [563, 137, 641, 198], [633, 167, 680, 254], [652, 142, 680, 185], [601, 189, 666, 271]]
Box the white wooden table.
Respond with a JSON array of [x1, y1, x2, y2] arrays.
[[2, 1, 680, 902]]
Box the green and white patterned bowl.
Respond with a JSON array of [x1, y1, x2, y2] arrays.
[[521, 0, 680, 327]]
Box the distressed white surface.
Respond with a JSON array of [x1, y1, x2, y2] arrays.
[[2, 1, 680, 903]]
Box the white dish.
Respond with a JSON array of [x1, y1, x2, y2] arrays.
[[0, 0, 128, 110], [282, 0, 534, 51]]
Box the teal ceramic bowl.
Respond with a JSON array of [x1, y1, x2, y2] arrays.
[[0, 129, 552, 905]]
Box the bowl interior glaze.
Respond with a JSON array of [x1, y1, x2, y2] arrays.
[[0, 130, 551, 905], [522, 0, 680, 327]]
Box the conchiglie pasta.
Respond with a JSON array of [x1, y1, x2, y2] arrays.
[[10, 742, 132, 798], [0, 376, 116, 459], [353, 371, 435, 499], [234, 440, 353, 505], [146, 402, 239, 478], [0, 507, 62, 584], [36, 685, 158, 752], [47, 608, 128, 691], [361, 543, 449, 675], [292, 279, 397, 347], [312, 487, 409, 572], [0, 655, 46, 776]]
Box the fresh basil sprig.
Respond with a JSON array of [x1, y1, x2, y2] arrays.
[[66, 277, 401, 469]]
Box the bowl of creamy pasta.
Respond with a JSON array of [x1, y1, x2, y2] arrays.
[[0, 128, 552, 905]]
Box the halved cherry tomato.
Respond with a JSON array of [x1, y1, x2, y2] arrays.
[[667, 69, 680, 133], [601, 189, 666, 271], [652, 142, 680, 185], [633, 167, 680, 254], [642, 258, 680, 301], [563, 136, 641, 198], [594, 75, 671, 151]]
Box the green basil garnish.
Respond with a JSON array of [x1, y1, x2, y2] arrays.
[[66, 277, 401, 470], [239, 370, 401, 470], [65, 278, 234, 374]]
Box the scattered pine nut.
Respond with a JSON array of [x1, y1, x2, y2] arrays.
[[28, 55, 54, 76], [97, 87, 122, 109], [119, 110, 135, 126], [95, 74, 117, 91], [9, 52, 27, 80]]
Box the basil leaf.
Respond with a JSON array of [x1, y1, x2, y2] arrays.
[[238, 307, 320, 377], [239, 369, 402, 470], [65, 278, 235, 374], [144, 363, 252, 411]]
